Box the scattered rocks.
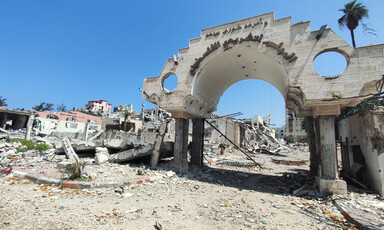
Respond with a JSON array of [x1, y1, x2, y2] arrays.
[[0, 135, 382, 229]]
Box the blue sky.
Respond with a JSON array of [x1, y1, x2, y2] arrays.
[[1, 0, 383, 127]]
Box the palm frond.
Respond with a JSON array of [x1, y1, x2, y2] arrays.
[[362, 23, 377, 37], [338, 15, 347, 30]]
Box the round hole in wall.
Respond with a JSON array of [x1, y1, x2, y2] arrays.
[[313, 51, 347, 77], [162, 74, 178, 92]]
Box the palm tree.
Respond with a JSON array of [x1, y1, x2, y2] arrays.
[[33, 102, 54, 111], [0, 96, 7, 107], [338, 0, 369, 48]]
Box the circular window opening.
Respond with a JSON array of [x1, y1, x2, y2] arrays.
[[162, 74, 178, 92], [313, 51, 347, 77]]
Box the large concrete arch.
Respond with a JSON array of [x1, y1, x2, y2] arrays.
[[143, 12, 383, 118], [192, 46, 288, 112], [143, 12, 384, 194]]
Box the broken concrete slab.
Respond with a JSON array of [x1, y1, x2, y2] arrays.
[[62, 136, 79, 161], [0, 127, 10, 134], [114, 144, 154, 163], [151, 120, 169, 167]]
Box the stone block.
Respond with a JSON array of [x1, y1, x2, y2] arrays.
[[12, 171, 27, 179], [313, 105, 341, 117], [25, 174, 38, 182], [62, 181, 78, 189], [318, 178, 347, 195], [77, 182, 92, 189], [95, 147, 109, 164]]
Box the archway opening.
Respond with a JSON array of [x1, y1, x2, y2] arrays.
[[217, 79, 285, 128], [190, 46, 309, 179], [192, 46, 288, 112]]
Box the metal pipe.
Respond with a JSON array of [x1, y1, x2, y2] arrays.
[[204, 119, 262, 168]]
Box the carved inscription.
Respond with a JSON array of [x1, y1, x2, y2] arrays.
[[190, 17, 298, 76], [206, 31, 220, 38], [190, 42, 221, 76], [262, 41, 298, 62], [223, 33, 263, 50], [205, 17, 267, 38], [190, 33, 264, 75], [223, 24, 242, 34]]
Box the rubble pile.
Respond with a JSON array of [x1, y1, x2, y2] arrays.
[[1, 114, 383, 229], [1, 146, 382, 229]]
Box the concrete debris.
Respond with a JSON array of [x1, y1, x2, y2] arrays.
[[94, 147, 109, 164], [1, 134, 383, 229], [114, 144, 154, 163], [272, 159, 307, 166], [151, 120, 169, 167], [62, 136, 79, 161], [0, 127, 10, 134], [0, 107, 382, 229]]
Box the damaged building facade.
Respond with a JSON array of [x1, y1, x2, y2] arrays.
[[338, 108, 384, 196], [85, 99, 112, 114], [0, 107, 31, 131], [286, 109, 306, 142], [142, 12, 384, 195], [34, 111, 102, 139], [205, 115, 277, 148]]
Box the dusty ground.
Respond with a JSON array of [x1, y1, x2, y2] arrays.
[[0, 146, 370, 229]]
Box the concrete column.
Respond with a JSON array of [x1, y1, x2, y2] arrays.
[[319, 116, 337, 179], [83, 121, 90, 141], [25, 113, 36, 140], [154, 107, 159, 121], [308, 117, 320, 176], [173, 118, 189, 173], [141, 103, 145, 122], [317, 116, 347, 195], [190, 118, 204, 166]]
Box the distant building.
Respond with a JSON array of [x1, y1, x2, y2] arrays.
[[272, 126, 286, 139], [285, 109, 307, 142], [102, 104, 142, 133], [0, 107, 31, 130], [85, 100, 111, 114], [34, 111, 102, 138], [113, 104, 133, 113], [205, 115, 277, 147]]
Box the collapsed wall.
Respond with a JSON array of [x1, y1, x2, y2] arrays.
[[338, 108, 384, 196]]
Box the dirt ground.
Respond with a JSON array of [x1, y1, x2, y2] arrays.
[[0, 146, 363, 229]]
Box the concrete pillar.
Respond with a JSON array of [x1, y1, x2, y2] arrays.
[[173, 118, 189, 173], [319, 116, 337, 179], [190, 118, 204, 166], [141, 103, 145, 122], [83, 121, 90, 141], [154, 107, 159, 121], [317, 116, 347, 195], [25, 113, 36, 140], [308, 117, 320, 176]]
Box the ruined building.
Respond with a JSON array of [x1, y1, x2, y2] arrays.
[[286, 109, 306, 142], [142, 12, 384, 195], [85, 100, 112, 114]]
